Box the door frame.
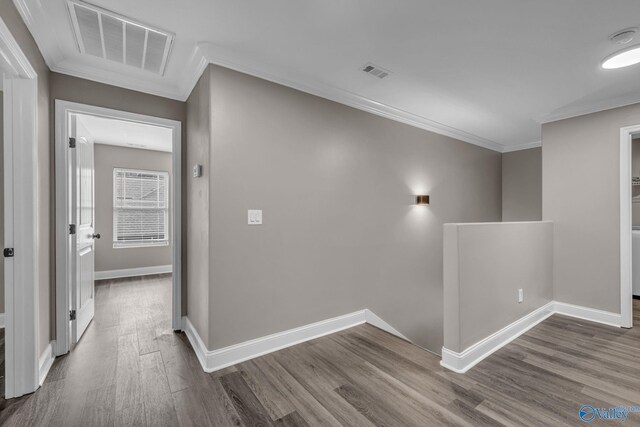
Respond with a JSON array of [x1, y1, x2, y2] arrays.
[[619, 124, 640, 329], [0, 17, 40, 398], [55, 100, 183, 356]]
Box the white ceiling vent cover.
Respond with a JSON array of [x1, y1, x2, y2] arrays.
[[67, 0, 174, 75], [361, 63, 391, 79]]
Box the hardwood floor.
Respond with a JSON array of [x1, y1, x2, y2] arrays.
[[1, 275, 640, 426]]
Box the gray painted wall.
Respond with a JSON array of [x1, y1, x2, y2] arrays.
[[543, 103, 640, 314], [188, 64, 502, 354], [0, 1, 51, 354], [185, 69, 212, 347], [94, 144, 172, 273], [443, 221, 553, 352], [502, 147, 542, 221]]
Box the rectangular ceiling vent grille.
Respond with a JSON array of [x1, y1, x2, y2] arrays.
[[67, 0, 174, 75], [361, 63, 390, 79]]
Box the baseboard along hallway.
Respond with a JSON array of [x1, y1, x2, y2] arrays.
[[0, 275, 639, 426]]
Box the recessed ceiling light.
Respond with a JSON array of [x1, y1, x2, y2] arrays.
[[610, 28, 637, 45], [602, 44, 640, 69]]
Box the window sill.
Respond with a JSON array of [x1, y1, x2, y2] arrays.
[[113, 241, 169, 249]]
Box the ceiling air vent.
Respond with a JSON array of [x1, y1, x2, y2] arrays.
[[361, 63, 390, 79], [67, 0, 174, 75]]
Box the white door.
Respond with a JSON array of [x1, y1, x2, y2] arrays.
[[70, 114, 97, 344]]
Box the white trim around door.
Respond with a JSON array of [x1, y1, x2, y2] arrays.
[[0, 15, 40, 398], [620, 125, 640, 329], [55, 101, 183, 356]]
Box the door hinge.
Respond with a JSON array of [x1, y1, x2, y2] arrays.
[[3, 248, 14, 258], [69, 137, 76, 148], [69, 310, 76, 321], [69, 224, 76, 235]]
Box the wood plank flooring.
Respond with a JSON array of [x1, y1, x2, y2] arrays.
[[1, 274, 640, 426]]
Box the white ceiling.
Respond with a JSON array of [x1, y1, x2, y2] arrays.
[[77, 114, 173, 152], [15, 0, 640, 151]]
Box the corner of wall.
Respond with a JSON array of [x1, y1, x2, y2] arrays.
[[185, 64, 213, 349], [442, 224, 461, 353]]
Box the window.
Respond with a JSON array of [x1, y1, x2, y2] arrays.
[[113, 168, 169, 248]]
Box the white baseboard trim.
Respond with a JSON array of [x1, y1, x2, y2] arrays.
[[440, 300, 623, 374], [183, 309, 408, 373], [0, 313, 5, 328], [552, 301, 622, 328], [95, 265, 172, 281], [364, 309, 410, 341], [441, 302, 555, 373], [182, 300, 624, 376], [183, 311, 366, 372], [182, 317, 210, 372], [39, 341, 55, 386]]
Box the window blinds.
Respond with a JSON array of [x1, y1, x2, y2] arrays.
[[113, 168, 169, 247]]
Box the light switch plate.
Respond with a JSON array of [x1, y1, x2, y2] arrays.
[[192, 164, 203, 178], [248, 210, 262, 225]]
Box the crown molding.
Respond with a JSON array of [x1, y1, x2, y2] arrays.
[[13, 0, 64, 67], [50, 59, 184, 100], [540, 90, 640, 124], [15, 0, 512, 152], [194, 43, 506, 152], [18, 0, 640, 153], [501, 140, 542, 153], [177, 44, 210, 101], [0, 8, 36, 79]]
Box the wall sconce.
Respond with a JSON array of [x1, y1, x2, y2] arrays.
[[416, 195, 430, 205]]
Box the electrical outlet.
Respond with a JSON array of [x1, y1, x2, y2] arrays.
[[518, 288, 524, 303], [248, 210, 262, 225]]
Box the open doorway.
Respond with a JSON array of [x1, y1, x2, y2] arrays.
[[631, 135, 640, 322], [55, 101, 182, 356], [621, 125, 640, 329]]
